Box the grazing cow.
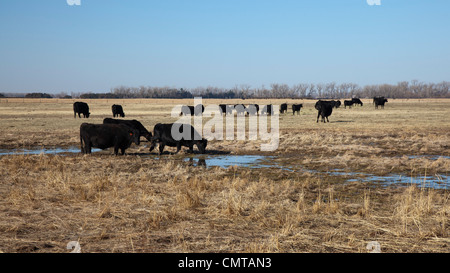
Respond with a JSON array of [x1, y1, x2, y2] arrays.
[[149, 123, 207, 155], [180, 105, 204, 116], [260, 104, 273, 115], [219, 104, 233, 116], [280, 103, 288, 114], [195, 104, 205, 115], [246, 104, 259, 116], [315, 100, 334, 123], [180, 105, 195, 116], [112, 104, 125, 117], [334, 100, 342, 108], [80, 123, 139, 155], [292, 104, 303, 115], [234, 104, 246, 115], [373, 96, 388, 109], [344, 100, 354, 109], [73, 102, 90, 118], [103, 118, 152, 142], [351, 98, 363, 106]]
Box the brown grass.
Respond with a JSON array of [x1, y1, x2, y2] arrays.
[[0, 98, 448, 253]]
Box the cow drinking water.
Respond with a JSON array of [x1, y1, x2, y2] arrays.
[[149, 123, 207, 155], [103, 118, 152, 142]]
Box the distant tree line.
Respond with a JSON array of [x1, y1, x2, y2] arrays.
[[24, 92, 53, 98], [110, 80, 449, 99], [1, 80, 448, 99]]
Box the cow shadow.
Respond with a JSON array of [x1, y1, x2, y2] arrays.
[[330, 120, 354, 123]]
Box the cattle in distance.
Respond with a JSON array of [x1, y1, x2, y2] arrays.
[[373, 96, 388, 109], [315, 100, 334, 123], [112, 104, 125, 118], [73, 102, 90, 118], [292, 104, 303, 115]]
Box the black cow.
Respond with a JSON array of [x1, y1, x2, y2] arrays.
[[260, 104, 273, 115], [246, 104, 259, 116], [195, 104, 205, 115], [73, 102, 90, 118], [292, 104, 303, 115], [334, 100, 342, 108], [315, 100, 334, 123], [234, 104, 246, 115], [80, 123, 139, 155], [149, 123, 207, 155], [280, 103, 288, 114], [112, 104, 125, 117], [344, 100, 354, 109], [103, 118, 152, 142], [180, 105, 194, 116], [373, 96, 388, 109], [219, 104, 233, 116], [180, 105, 204, 116], [351, 98, 363, 106]]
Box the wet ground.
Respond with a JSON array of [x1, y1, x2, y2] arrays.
[[0, 147, 448, 190]]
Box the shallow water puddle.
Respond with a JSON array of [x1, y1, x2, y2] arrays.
[[0, 147, 448, 189], [185, 155, 449, 190], [183, 155, 271, 169], [0, 147, 101, 155], [346, 173, 448, 190]]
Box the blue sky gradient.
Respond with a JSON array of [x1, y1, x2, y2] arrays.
[[1, 0, 449, 93]]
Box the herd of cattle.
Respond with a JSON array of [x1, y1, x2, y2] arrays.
[[74, 96, 388, 155]]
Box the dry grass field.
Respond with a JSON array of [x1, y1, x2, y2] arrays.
[[0, 98, 449, 253]]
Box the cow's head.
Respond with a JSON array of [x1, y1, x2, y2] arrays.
[[86, 112, 90, 118], [197, 138, 208, 154], [144, 132, 153, 142], [129, 129, 140, 145]]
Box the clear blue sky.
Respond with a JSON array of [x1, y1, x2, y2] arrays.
[[1, 0, 449, 93]]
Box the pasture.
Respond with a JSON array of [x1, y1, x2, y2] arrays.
[[0, 98, 448, 252]]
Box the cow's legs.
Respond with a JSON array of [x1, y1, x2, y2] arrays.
[[85, 142, 92, 154], [149, 139, 158, 152], [175, 143, 182, 154], [188, 144, 194, 153], [158, 144, 165, 155]]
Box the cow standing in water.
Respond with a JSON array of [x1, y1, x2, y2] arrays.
[[149, 123, 207, 155], [73, 102, 90, 118], [80, 123, 139, 155]]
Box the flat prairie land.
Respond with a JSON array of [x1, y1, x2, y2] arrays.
[[0, 98, 448, 253]]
